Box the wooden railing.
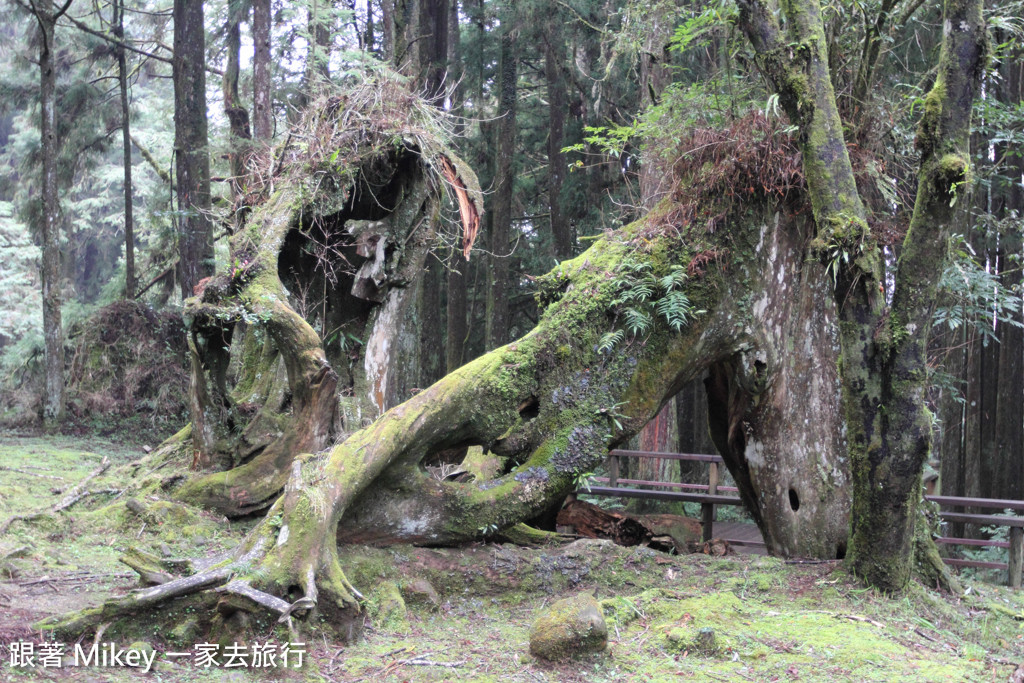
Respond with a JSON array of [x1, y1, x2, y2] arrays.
[[924, 496, 1024, 589], [585, 449, 739, 544], [581, 450, 1024, 588]]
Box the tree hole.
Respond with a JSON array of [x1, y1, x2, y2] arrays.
[[835, 542, 847, 560], [518, 396, 540, 420], [788, 488, 800, 512]]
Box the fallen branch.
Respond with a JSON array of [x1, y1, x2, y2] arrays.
[[838, 614, 885, 628], [57, 488, 122, 513], [16, 572, 133, 586], [0, 459, 113, 533], [55, 458, 111, 511], [403, 658, 465, 668], [398, 652, 465, 668], [0, 466, 64, 481]]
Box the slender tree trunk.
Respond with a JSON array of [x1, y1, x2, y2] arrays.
[[419, 0, 448, 102], [114, 0, 135, 298], [637, 3, 672, 207], [446, 257, 468, 371], [173, 0, 214, 298], [223, 0, 251, 201], [444, 0, 468, 372], [305, 0, 333, 88], [419, 258, 444, 386], [677, 376, 714, 483], [415, 0, 449, 386], [544, 21, 571, 262], [252, 0, 272, 141], [35, 3, 69, 427], [485, 17, 517, 350], [990, 55, 1024, 500]]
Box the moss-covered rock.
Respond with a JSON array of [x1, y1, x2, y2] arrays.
[[401, 578, 440, 609], [528, 592, 608, 660], [370, 581, 409, 632]]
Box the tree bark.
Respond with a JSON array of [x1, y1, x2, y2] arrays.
[[419, 258, 444, 386], [305, 0, 333, 88], [46, 186, 859, 638], [223, 0, 251, 201], [544, 20, 572, 262], [252, 0, 272, 141], [444, 0, 468, 373], [173, 0, 214, 298], [169, 82, 484, 516]]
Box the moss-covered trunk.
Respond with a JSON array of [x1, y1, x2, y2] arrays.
[[845, 0, 986, 588], [47, 189, 871, 638], [737, 0, 986, 590]]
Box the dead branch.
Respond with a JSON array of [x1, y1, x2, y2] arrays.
[[838, 614, 885, 628], [0, 465, 64, 480], [0, 458, 113, 533], [129, 134, 173, 186], [0, 489, 122, 533]]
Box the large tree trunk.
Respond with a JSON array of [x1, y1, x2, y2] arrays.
[[45, 172, 856, 638], [737, 0, 985, 589]]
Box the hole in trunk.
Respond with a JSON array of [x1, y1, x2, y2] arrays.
[[835, 541, 847, 560], [422, 444, 469, 467], [518, 396, 540, 420], [788, 488, 800, 511]]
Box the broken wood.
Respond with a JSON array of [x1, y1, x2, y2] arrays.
[[557, 499, 652, 547], [556, 500, 702, 553]]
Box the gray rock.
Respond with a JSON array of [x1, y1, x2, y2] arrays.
[[529, 593, 608, 660], [402, 578, 440, 608]]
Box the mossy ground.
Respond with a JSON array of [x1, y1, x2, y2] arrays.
[[2, 434, 1022, 682]]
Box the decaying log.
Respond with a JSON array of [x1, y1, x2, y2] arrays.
[[556, 500, 702, 554]]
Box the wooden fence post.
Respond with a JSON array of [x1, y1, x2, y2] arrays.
[[1009, 527, 1023, 589], [702, 462, 719, 542], [607, 454, 619, 489]]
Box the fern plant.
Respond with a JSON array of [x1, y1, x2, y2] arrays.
[[599, 259, 703, 352]]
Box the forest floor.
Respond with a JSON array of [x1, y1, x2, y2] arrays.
[[0, 432, 1022, 682]]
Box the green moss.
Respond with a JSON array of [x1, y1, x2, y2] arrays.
[[369, 581, 410, 633]]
